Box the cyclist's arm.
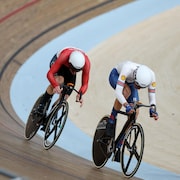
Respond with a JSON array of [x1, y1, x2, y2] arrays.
[[115, 79, 127, 106], [115, 67, 130, 106], [148, 71, 159, 120], [78, 56, 91, 94], [148, 71, 156, 105]]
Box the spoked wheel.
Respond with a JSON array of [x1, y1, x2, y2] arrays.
[[92, 116, 113, 168], [24, 95, 43, 140], [43, 101, 69, 150], [120, 123, 144, 178]]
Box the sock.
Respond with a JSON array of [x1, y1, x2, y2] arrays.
[[109, 107, 118, 124], [40, 91, 53, 105]]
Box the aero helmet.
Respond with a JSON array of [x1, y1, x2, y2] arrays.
[[135, 65, 152, 88], [69, 51, 85, 71]]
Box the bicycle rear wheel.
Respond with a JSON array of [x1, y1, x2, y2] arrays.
[[43, 101, 69, 150], [24, 95, 43, 140], [120, 123, 144, 178], [92, 116, 112, 168]]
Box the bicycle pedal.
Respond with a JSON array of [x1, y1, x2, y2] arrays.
[[52, 119, 58, 125], [40, 126, 46, 132]]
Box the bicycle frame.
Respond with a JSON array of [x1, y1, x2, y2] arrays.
[[115, 111, 135, 148], [115, 103, 151, 147], [25, 83, 80, 145], [43, 84, 80, 150], [44, 84, 80, 119]]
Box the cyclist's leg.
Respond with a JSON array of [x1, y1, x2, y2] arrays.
[[62, 66, 76, 100], [106, 68, 131, 137], [37, 87, 53, 115], [106, 86, 131, 141], [38, 75, 64, 114], [37, 54, 58, 115], [39, 76, 64, 131], [45, 65, 76, 103], [106, 69, 119, 137], [39, 62, 69, 111], [38, 68, 65, 130]]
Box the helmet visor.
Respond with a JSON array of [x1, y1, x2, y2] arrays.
[[134, 81, 146, 89], [69, 63, 82, 72]]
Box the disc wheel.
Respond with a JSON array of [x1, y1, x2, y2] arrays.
[[43, 101, 68, 150], [120, 123, 145, 178], [92, 116, 112, 168], [24, 95, 43, 140]]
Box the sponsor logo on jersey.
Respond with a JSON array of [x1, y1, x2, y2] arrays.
[[121, 75, 126, 81], [152, 82, 156, 87]]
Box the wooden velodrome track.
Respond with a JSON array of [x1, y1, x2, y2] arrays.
[[0, 1, 141, 179]]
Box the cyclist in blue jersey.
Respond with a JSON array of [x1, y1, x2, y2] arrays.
[[106, 61, 159, 138]]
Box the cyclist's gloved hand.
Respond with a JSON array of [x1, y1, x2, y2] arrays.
[[149, 104, 159, 120], [125, 104, 134, 114], [76, 92, 83, 107], [78, 91, 82, 101]]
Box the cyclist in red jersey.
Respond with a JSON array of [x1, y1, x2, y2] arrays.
[[37, 47, 91, 121]]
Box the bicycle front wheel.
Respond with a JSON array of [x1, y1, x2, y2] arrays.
[[43, 101, 69, 150], [24, 95, 43, 140], [120, 123, 144, 178]]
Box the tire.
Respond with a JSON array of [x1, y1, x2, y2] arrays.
[[120, 123, 144, 178], [92, 116, 112, 168], [24, 95, 43, 140], [43, 101, 69, 150]]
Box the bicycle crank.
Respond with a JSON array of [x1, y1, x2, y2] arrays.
[[107, 138, 114, 154]]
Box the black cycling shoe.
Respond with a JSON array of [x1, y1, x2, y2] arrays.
[[106, 121, 115, 138], [40, 125, 46, 131], [114, 148, 120, 162], [40, 119, 47, 131]]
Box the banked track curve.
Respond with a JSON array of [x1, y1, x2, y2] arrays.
[[0, 1, 137, 179]]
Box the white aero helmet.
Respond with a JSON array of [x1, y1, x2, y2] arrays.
[[135, 65, 152, 88], [69, 51, 85, 71]]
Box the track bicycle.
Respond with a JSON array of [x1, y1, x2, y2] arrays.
[[92, 102, 151, 178], [24, 83, 80, 150]]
